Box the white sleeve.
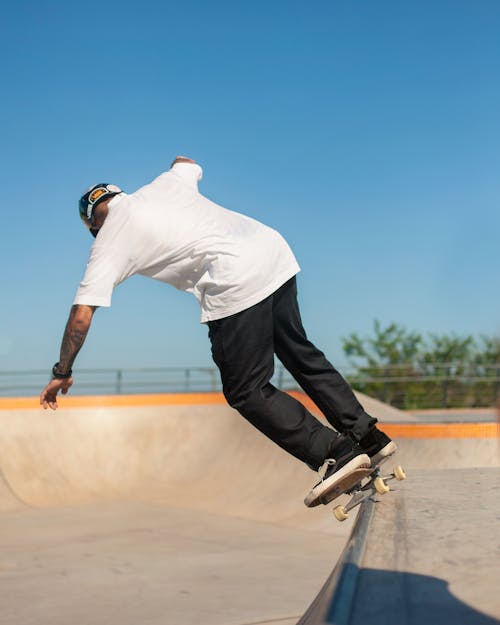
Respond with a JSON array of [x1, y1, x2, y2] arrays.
[[73, 245, 122, 307], [170, 162, 203, 188]]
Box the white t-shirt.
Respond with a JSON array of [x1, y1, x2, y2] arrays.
[[74, 162, 300, 322]]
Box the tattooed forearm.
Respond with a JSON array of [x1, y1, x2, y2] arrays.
[[57, 305, 96, 373]]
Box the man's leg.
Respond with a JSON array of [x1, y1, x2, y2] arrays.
[[272, 277, 377, 442], [208, 293, 341, 469]]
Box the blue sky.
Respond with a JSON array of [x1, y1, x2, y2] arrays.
[[1, 1, 499, 374]]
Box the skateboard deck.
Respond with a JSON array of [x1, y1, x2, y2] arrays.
[[316, 467, 374, 506]]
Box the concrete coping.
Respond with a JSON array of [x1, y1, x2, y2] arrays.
[[296, 500, 375, 625]]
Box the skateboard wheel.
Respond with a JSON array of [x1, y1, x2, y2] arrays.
[[333, 505, 349, 521], [374, 476, 390, 494], [394, 465, 406, 481]]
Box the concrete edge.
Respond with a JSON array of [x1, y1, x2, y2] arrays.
[[296, 499, 375, 625]]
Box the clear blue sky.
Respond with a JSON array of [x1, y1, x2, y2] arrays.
[[1, 1, 499, 373]]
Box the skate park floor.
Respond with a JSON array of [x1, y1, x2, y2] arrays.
[[0, 391, 499, 625]]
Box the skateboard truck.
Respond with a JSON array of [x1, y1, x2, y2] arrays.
[[332, 464, 407, 522]]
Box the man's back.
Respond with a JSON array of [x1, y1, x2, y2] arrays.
[[74, 161, 300, 322]]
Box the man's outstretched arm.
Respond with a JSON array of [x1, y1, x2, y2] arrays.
[[40, 304, 96, 410]]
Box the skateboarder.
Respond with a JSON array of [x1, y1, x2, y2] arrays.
[[39, 156, 396, 506]]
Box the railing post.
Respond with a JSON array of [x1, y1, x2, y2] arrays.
[[210, 368, 217, 392], [442, 366, 450, 408], [383, 368, 389, 403], [277, 366, 284, 389], [116, 369, 123, 394], [185, 368, 191, 392]]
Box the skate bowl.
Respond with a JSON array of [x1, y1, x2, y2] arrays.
[[0, 392, 499, 625]]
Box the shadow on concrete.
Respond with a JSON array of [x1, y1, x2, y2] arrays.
[[341, 567, 500, 625]]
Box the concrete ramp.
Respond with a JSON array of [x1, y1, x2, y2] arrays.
[[0, 390, 415, 522], [296, 412, 500, 624], [0, 399, 350, 528], [1, 392, 498, 625], [349, 467, 500, 624]]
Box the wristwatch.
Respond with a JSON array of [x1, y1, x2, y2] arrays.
[[52, 363, 73, 379]]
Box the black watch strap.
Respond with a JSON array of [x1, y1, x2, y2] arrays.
[[52, 363, 73, 379]]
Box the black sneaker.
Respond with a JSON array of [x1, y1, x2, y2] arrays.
[[358, 426, 397, 467], [304, 435, 371, 507]]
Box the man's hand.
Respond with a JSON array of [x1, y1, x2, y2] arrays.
[[40, 377, 74, 410], [39, 304, 95, 410], [171, 155, 196, 167]]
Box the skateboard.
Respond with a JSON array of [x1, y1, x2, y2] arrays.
[[328, 460, 407, 521]]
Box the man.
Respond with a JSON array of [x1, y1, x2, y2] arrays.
[[40, 156, 396, 507]]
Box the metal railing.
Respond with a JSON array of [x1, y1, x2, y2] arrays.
[[346, 362, 500, 410], [1, 363, 498, 409], [0, 366, 299, 398]]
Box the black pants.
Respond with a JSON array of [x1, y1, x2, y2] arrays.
[[208, 277, 376, 470]]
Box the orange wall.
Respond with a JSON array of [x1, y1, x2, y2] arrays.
[[1, 392, 498, 439]]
